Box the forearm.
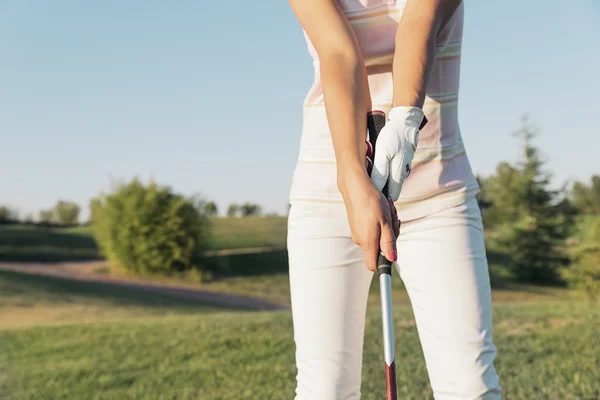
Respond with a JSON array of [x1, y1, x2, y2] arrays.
[[288, 0, 373, 192], [392, 0, 462, 108], [319, 53, 372, 190]]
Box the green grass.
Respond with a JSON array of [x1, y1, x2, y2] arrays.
[[196, 248, 578, 307], [1, 258, 597, 399], [207, 216, 287, 250], [2, 216, 597, 398], [1, 221, 578, 309], [0, 270, 230, 329], [3, 298, 598, 399], [0, 225, 100, 262]]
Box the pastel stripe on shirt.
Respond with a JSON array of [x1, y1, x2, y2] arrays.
[[289, 2, 479, 222]]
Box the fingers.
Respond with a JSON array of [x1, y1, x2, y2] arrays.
[[379, 195, 398, 263], [363, 242, 379, 272], [358, 194, 399, 272], [379, 217, 397, 264]]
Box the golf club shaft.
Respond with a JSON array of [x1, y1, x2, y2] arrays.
[[380, 271, 396, 400]]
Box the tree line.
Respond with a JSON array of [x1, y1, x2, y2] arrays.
[[201, 202, 265, 218], [0, 200, 269, 226], [0, 200, 81, 226]]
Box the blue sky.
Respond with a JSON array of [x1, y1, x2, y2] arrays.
[[1, 1, 599, 218]]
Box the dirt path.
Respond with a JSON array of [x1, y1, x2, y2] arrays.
[[0, 262, 289, 311]]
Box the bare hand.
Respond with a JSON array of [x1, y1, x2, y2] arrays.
[[339, 171, 399, 272]]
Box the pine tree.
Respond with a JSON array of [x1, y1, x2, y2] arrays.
[[500, 115, 574, 283]]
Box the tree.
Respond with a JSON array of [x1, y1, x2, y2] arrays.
[[475, 175, 493, 215], [53, 200, 81, 225], [227, 204, 239, 217], [554, 197, 579, 218], [205, 201, 218, 217], [498, 115, 574, 283], [501, 214, 571, 283], [0, 206, 18, 222], [481, 162, 525, 227], [240, 202, 262, 217], [571, 175, 600, 214], [39, 210, 54, 223]]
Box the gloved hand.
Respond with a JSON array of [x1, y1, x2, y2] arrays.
[[370, 106, 427, 201], [365, 137, 399, 238]]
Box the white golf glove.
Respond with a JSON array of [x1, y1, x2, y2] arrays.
[[370, 106, 427, 201]]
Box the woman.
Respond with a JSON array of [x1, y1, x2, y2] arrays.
[[286, 1, 501, 399]]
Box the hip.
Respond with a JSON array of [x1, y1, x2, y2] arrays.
[[289, 141, 480, 222]]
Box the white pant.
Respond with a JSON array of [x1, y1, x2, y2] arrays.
[[287, 198, 501, 399]]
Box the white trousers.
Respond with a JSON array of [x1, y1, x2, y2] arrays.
[[287, 198, 501, 400]]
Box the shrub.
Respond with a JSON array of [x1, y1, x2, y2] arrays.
[[90, 179, 211, 275], [563, 218, 600, 298]]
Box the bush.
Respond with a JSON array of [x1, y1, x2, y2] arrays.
[[90, 179, 211, 275], [563, 218, 600, 298]]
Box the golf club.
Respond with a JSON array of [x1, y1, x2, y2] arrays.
[[367, 110, 397, 400]]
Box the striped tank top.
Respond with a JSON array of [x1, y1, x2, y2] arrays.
[[289, 1, 479, 221]]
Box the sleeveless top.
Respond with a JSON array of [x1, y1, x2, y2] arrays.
[[288, 1, 479, 221]]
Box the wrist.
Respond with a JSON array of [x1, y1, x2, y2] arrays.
[[337, 161, 369, 195], [392, 92, 423, 109]]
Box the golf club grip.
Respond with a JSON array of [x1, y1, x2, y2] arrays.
[[367, 111, 394, 277]]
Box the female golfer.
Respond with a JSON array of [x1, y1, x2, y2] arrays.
[[286, 1, 501, 399]]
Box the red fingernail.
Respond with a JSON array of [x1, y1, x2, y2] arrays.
[[389, 250, 397, 262]]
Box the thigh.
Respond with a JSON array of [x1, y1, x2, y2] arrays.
[[396, 199, 501, 400], [287, 203, 373, 400]]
